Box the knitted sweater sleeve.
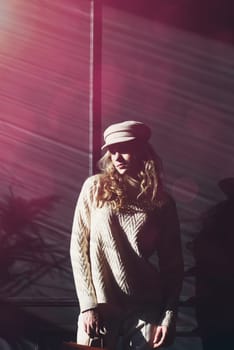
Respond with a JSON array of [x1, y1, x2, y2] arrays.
[[158, 197, 184, 327], [70, 176, 98, 312]]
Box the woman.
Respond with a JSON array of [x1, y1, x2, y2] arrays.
[[70, 121, 184, 349]]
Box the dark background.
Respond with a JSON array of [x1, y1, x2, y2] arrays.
[[0, 0, 234, 349]]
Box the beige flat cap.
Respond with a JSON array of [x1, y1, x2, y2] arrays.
[[102, 120, 151, 150]]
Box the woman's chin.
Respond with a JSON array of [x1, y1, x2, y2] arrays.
[[116, 168, 128, 175]]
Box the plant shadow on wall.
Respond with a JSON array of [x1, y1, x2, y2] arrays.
[[188, 178, 234, 350], [0, 187, 68, 297]]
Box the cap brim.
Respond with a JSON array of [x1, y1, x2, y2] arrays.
[[101, 136, 136, 150]]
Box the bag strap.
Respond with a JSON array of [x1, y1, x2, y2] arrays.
[[89, 336, 104, 348]]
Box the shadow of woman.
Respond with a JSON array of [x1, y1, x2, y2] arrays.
[[192, 178, 234, 350]]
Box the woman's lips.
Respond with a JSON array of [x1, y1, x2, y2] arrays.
[[115, 163, 126, 169]]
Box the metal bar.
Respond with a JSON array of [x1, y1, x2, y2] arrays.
[[89, 0, 102, 175]]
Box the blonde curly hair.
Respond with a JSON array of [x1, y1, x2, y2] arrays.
[[96, 142, 166, 211]]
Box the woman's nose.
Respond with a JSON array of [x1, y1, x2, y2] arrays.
[[114, 152, 121, 160]]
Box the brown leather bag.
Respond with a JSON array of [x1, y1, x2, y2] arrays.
[[62, 343, 104, 350], [62, 337, 105, 350]]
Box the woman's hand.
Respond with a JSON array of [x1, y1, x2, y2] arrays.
[[151, 325, 168, 348], [82, 308, 100, 338]]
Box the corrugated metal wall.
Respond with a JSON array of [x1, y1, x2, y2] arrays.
[[0, 1, 234, 349]]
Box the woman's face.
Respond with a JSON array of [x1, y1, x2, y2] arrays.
[[108, 141, 139, 176]]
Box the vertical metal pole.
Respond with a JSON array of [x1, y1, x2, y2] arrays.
[[89, 0, 102, 175]]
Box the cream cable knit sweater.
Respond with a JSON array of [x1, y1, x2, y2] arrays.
[[70, 175, 183, 327]]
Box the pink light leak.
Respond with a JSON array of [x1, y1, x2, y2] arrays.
[[0, 1, 91, 199]]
